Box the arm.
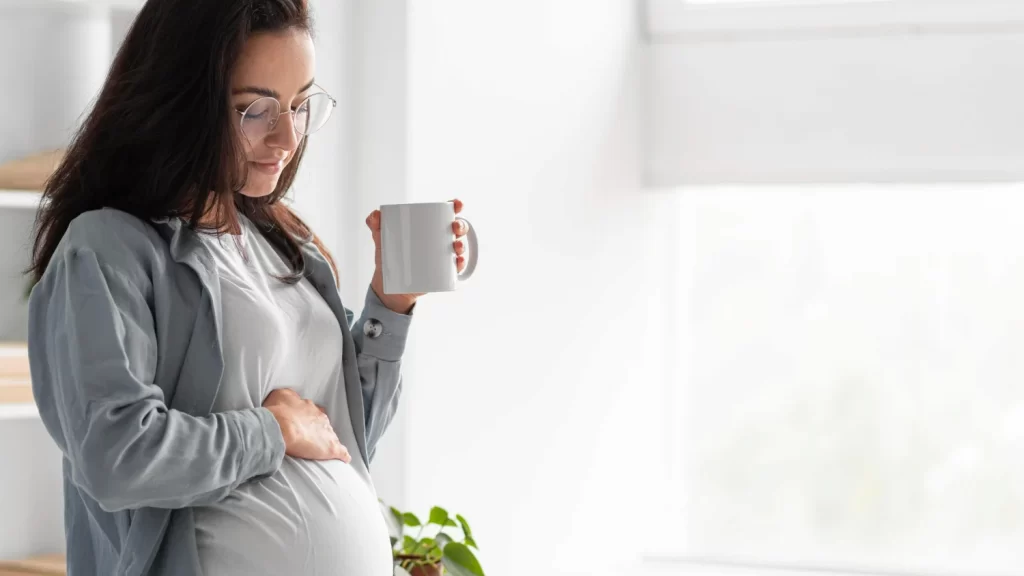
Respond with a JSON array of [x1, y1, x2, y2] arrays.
[[348, 286, 412, 462], [28, 247, 286, 512]]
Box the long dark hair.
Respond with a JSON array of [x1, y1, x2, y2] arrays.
[[30, 0, 336, 283]]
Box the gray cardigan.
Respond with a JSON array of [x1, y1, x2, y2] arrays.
[[27, 208, 410, 576]]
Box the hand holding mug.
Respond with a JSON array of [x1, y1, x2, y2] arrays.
[[366, 198, 478, 314]]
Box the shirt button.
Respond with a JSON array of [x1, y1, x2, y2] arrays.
[[363, 318, 384, 339]]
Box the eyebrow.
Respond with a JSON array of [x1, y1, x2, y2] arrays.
[[232, 78, 316, 99]]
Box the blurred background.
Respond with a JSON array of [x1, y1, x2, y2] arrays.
[[1, 1, 1023, 575]]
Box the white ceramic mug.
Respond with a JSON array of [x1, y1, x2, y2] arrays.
[[380, 201, 479, 294]]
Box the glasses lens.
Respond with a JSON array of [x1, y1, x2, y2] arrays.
[[294, 93, 334, 136], [240, 97, 280, 141]]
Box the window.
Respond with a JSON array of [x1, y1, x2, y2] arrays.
[[645, 0, 1024, 568], [647, 184, 1024, 576]]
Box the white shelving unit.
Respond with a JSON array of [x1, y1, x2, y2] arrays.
[[0, 0, 142, 10], [0, 190, 43, 210], [0, 403, 39, 419], [0, 0, 141, 564]]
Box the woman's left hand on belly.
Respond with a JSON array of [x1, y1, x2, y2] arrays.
[[366, 198, 471, 314]]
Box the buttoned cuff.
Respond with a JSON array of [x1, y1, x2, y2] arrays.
[[241, 407, 287, 480], [355, 286, 413, 361]]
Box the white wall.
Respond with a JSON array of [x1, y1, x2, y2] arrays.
[[398, 2, 663, 574], [346, 0, 415, 510], [289, 0, 350, 259]]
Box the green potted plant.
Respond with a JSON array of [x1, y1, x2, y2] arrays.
[[379, 501, 486, 576]]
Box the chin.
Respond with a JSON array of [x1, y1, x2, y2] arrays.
[[238, 179, 280, 199], [238, 162, 285, 198]]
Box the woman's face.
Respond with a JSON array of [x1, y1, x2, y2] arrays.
[[230, 28, 316, 198]]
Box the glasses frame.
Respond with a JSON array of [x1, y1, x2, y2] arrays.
[[234, 85, 337, 140]]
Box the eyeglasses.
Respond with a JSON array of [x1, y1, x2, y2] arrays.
[[235, 88, 336, 142]]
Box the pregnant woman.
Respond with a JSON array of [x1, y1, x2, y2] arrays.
[[25, 1, 471, 575]]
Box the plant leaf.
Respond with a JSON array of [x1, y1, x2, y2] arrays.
[[444, 519, 458, 527], [464, 535, 478, 549], [428, 506, 449, 526], [403, 512, 422, 527], [435, 532, 453, 550], [456, 514, 473, 537], [403, 535, 417, 552], [442, 542, 486, 576]]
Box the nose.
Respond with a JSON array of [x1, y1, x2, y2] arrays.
[[265, 111, 301, 152]]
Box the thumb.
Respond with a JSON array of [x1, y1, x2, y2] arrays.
[[365, 210, 381, 232]]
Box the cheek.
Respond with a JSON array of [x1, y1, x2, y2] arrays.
[[231, 123, 262, 159]]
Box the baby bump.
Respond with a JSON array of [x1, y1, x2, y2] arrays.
[[194, 457, 393, 576]]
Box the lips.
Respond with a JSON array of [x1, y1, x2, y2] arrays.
[[251, 159, 284, 175]]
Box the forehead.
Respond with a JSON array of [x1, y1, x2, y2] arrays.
[[232, 29, 315, 93]]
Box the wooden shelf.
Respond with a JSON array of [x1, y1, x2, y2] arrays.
[[0, 383, 32, 404], [0, 149, 61, 191], [0, 190, 43, 210], [0, 554, 65, 575], [0, 343, 29, 377]]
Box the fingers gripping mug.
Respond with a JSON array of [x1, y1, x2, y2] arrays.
[[379, 201, 479, 294]]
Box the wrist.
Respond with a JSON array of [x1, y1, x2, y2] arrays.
[[265, 406, 291, 441], [379, 292, 416, 315], [371, 270, 416, 314]]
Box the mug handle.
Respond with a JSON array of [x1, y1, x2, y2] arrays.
[[457, 217, 478, 281]]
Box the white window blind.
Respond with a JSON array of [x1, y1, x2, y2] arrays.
[[652, 184, 1024, 576], [644, 0, 1024, 187], [646, 0, 1024, 38]]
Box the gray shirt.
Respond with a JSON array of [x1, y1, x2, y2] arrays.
[[193, 218, 392, 575], [27, 209, 411, 576]]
